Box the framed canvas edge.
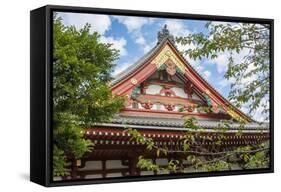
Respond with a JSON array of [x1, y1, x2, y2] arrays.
[[31, 4, 274, 187]]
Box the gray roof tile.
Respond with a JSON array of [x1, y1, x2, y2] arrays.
[[98, 115, 269, 131]]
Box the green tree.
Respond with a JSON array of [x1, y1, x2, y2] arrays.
[[177, 22, 270, 121], [126, 116, 269, 174], [53, 15, 125, 177]]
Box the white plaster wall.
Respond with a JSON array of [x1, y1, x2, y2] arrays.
[[140, 171, 154, 176], [193, 107, 199, 113], [160, 104, 166, 110], [84, 174, 103, 179], [151, 103, 157, 110], [53, 177, 62, 181], [79, 161, 102, 171], [171, 87, 188, 98], [106, 160, 128, 169], [146, 84, 162, 95], [107, 173, 123, 177], [138, 102, 143, 109], [156, 158, 168, 166], [151, 103, 165, 110], [175, 104, 183, 111]]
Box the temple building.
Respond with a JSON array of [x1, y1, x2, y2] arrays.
[[64, 25, 269, 180]]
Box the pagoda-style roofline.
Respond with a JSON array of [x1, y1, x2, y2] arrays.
[[110, 37, 168, 86], [111, 37, 253, 123], [94, 115, 269, 132]]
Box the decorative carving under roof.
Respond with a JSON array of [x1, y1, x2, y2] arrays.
[[152, 44, 186, 73]]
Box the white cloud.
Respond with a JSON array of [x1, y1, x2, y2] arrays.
[[194, 65, 204, 72], [210, 53, 229, 74], [57, 13, 127, 57], [240, 62, 258, 85], [207, 48, 250, 74], [134, 33, 156, 53], [176, 41, 198, 69], [164, 20, 190, 37], [164, 20, 196, 67], [58, 12, 111, 35], [112, 62, 133, 76], [114, 16, 154, 32], [136, 35, 146, 45], [203, 70, 211, 80], [240, 97, 269, 122], [190, 63, 212, 81], [100, 36, 127, 56], [143, 43, 155, 53], [113, 16, 156, 54], [252, 98, 269, 122], [112, 56, 139, 76], [218, 77, 235, 88]]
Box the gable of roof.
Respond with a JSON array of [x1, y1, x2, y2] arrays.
[[111, 38, 253, 123]]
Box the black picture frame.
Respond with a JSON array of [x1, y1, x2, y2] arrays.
[[30, 4, 274, 187]]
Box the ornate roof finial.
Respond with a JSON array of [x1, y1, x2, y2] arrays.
[[157, 24, 175, 44]]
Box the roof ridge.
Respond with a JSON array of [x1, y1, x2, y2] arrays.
[[110, 39, 167, 86]]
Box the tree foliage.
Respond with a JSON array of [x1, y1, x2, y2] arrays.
[[177, 22, 270, 121], [126, 117, 269, 174], [53, 15, 125, 176]]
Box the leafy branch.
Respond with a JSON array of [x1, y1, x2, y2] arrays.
[[176, 22, 270, 121], [124, 116, 269, 173]]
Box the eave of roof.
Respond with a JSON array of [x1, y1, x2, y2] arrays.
[[93, 115, 269, 132], [110, 38, 167, 86]]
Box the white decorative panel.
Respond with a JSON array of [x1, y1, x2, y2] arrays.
[[175, 104, 183, 111], [171, 87, 188, 98], [151, 104, 157, 110], [151, 103, 165, 110], [146, 84, 162, 95]]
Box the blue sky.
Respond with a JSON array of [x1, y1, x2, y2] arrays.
[[56, 12, 268, 121]]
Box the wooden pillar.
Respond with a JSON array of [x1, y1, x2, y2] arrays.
[[102, 160, 106, 178], [153, 158, 157, 175], [70, 160, 78, 179], [129, 156, 139, 176]]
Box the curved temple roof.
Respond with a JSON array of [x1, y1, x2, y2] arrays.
[[110, 39, 165, 86], [95, 115, 269, 132]]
